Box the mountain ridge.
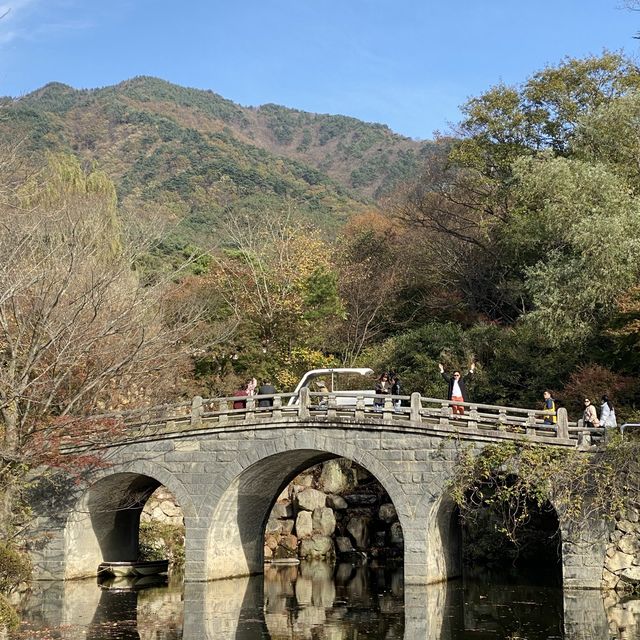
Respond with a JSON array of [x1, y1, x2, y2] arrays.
[[1, 76, 439, 254]]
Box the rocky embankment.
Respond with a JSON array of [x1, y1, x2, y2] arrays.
[[264, 459, 403, 562], [602, 501, 640, 594]]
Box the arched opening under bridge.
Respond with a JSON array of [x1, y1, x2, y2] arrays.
[[63, 472, 185, 579], [204, 449, 406, 582]]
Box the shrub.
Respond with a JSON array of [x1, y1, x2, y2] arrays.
[[139, 521, 185, 567], [0, 544, 31, 594], [0, 593, 19, 630]]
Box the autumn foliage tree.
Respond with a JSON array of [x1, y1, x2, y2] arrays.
[[0, 154, 199, 538], [203, 207, 343, 389]]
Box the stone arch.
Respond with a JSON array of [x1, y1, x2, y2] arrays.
[[198, 428, 411, 581], [63, 460, 194, 579], [425, 466, 566, 585]]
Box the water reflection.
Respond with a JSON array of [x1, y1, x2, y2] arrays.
[[14, 561, 639, 639], [262, 561, 404, 639]]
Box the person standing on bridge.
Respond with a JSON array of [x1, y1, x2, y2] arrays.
[[542, 390, 557, 426], [232, 381, 249, 409], [582, 397, 598, 430], [599, 394, 617, 429], [257, 380, 276, 407], [246, 377, 257, 396], [374, 372, 390, 411], [439, 362, 474, 415]]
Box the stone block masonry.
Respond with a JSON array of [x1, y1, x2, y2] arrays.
[[29, 416, 607, 589]]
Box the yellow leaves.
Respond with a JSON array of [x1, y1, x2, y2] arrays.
[[21, 153, 116, 211], [211, 211, 341, 350]]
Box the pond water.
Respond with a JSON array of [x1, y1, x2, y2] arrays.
[[13, 561, 640, 639]]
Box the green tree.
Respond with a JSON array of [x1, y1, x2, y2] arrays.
[[505, 155, 640, 344], [573, 91, 640, 192]]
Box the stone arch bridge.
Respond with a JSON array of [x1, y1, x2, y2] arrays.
[[30, 389, 606, 589]]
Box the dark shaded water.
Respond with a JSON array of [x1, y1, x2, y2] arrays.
[[13, 561, 639, 639]]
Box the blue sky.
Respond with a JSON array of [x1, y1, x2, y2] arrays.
[[0, 0, 638, 139]]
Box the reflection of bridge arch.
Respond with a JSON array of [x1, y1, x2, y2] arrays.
[[199, 433, 410, 580]]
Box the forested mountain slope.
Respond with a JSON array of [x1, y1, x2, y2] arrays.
[[1, 77, 436, 248]]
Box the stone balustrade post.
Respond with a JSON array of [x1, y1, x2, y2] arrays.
[[327, 394, 337, 420], [272, 395, 282, 420], [383, 395, 393, 422], [218, 399, 229, 424], [526, 411, 536, 436], [410, 392, 422, 423], [557, 407, 569, 439], [440, 401, 451, 427], [497, 408, 507, 431], [468, 405, 479, 428], [190, 396, 203, 427], [298, 387, 310, 420], [246, 396, 255, 421], [355, 396, 365, 421]]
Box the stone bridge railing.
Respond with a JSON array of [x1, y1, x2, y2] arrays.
[[90, 390, 604, 448]]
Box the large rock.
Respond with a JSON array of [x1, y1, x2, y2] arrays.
[[336, 536, 355, 553], [607, 550, 636, 573], [319, 460, 350, 494], [296, 510, 313, 539], [346, 516, 370, 550], [343, 493, 378, 507], [378, 503, 397, 523], [265, 534, 278, 551], [265, 517, 282, 535], [274, 534, 298, 559], [326, 494, 348, 510], [618, 566, 640, 585], [281, 519, 295, 535], [159, 500, 181, 518], [299, 536, 334, 559], [271, 502, 293, 519], [617, 533, 639, 556], [312, 507, 336, 536], [296, 488, 327, 512]]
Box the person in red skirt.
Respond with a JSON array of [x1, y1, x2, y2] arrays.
[[439, 362, 475, 415]]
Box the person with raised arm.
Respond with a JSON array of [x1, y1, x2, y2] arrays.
[[439, 362, 475, 415]]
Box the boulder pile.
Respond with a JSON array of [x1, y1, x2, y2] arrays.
[[264, 459, 403, 561]]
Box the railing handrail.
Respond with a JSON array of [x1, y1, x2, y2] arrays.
[[78, 389, 589, 448]]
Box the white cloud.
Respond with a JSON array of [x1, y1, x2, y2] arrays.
[[0, 0, 90, 48]]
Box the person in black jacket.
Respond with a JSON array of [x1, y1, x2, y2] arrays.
[[438, 362, 475, 415], [257, 380, 276, 407]]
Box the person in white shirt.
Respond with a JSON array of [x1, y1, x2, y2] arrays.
[[599, 395, 617, 429], [439, 362, 475, 415]]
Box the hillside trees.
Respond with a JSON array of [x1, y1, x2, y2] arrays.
[[0, 153, 200, 539], [393, 53, 640, 342], [332, 212, 405, 365], [199, 207, 344, 390], [368, 52, 640, 415]]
